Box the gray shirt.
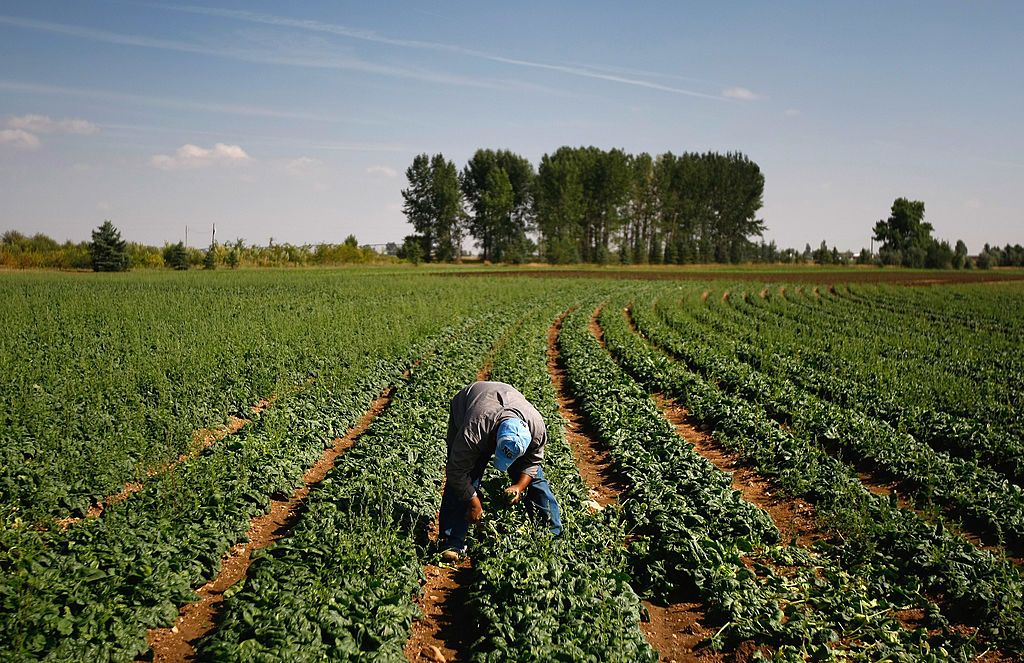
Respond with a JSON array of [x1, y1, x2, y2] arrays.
[[445, 381, 546, 502]]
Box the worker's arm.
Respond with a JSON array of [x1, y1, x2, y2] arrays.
[[504, 472, 533, 505], [466, 493, 484, 523]]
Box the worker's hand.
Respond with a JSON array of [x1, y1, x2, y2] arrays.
[[466, 495, 484, 524], [504, 485, 524, 505]]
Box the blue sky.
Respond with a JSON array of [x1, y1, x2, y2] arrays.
[[1, 1, 1021, 252]]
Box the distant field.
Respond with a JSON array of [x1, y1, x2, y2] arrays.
[[442, 262, 1024, 284], [2, 268, 1023, 661]]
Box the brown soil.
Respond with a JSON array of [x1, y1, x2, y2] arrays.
[[546, 309, 624, 506], [654, 395, 825, 549], [441, 268, 1024, 286], [57, 394, 281, 529], [145, 382, 397, 662], [640, 600, 725, 663], [405, 555, 474, 663]]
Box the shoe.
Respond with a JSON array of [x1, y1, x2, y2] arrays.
[[440, 548, 463, 562]]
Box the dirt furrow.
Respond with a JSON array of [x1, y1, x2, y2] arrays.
[[549, 310, 625, 507], [405, 361, 495, 663], [404, 498, 474, 663], [56, 394, 281, 529], [145, 380, 399, 663], [652, 394, 825, 549]]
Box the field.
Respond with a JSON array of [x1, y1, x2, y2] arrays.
[[2, 267, 1023, 662]]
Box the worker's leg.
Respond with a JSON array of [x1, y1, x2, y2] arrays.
[[520, 466, 562, 536], [438, 475, 482, 552]]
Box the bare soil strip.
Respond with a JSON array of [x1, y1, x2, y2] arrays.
[[549, 309, 625, 507], [146, 381, 399, 663], [442, 269, 1024, 286], [405, 361, 497, 663], [405, 512, 475, 663], [56, 394, 280, 529]]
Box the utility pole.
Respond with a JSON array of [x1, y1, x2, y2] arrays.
[[185, 225, 188, 248], [211, 223, 216, 246]]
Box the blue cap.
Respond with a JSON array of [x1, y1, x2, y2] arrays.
[[493, 418, 530, 471]]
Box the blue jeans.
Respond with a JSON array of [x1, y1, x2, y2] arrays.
[[438, 465, 562, 552]]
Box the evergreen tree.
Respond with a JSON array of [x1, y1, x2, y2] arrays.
[[163, 242, 190, 270], [89, 220, 130, 272], [203, 244, 216, 270]]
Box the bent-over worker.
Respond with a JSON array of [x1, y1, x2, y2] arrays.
[[439, 381, 562, 560]]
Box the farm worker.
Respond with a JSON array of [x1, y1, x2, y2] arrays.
[[439, 380, 562, 560]]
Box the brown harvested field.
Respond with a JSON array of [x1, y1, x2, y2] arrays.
[[442, 266, 1024, 285]]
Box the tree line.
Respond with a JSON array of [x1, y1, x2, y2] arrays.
[[868, 197, 1020, 269], [0, 225, 387, 271], [401, 147, 766, 264]]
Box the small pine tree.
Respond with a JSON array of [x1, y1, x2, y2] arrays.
[[163, 242, 190, 270], [89, 220, 130, 272], [226, 249, 239, 269], [203, 244, 216, 270]]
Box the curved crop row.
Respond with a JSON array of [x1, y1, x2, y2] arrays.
[[603, 298, 1024, 655], [0, 329, 446, 662], [558, 305, 950, 660], [464, 305, 656, 662], [714, 291, 1024, 485], [776, 285, 1022, 429], [646, 296, 1024, 553], [195, 316, 509, 660]]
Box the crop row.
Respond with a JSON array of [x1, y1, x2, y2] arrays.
[[558, 304, 955, 660], [0, 325, 448, 662], [776, 285, 1022, 429], [463, 305, 656, 661], [715, 290, 1024, 485], [195, 316, 509, 660], [0, 271, 578, 523], [645, 295, 1024, 554], [605, 298, 1024, 655], [838, 283, 1024, 339]]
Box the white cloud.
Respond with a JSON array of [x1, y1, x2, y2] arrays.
[[784, 108, 801, 116], [151, 142, 250, 170], [366, 165, 398, 178], [284, 156, 322, 174], [0, 128, 40, 149], [7, 113, 99, 134], [722, 87, 761, 101]]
